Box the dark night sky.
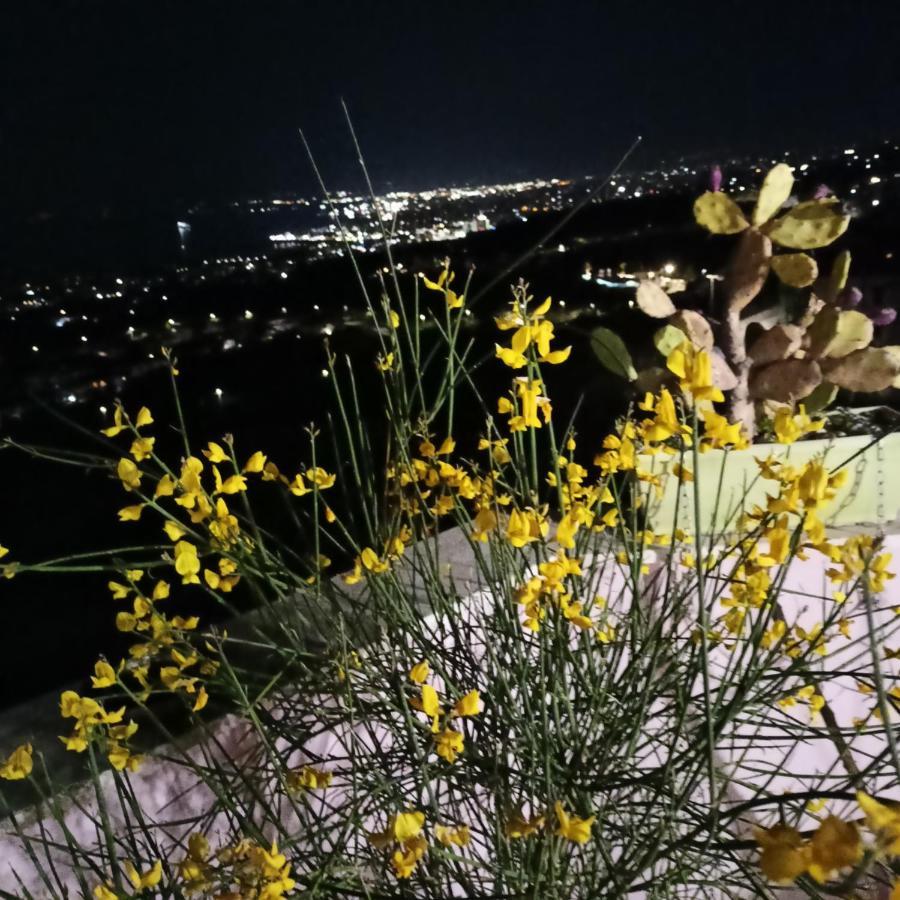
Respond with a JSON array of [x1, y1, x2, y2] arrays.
[[3, 1, 900, 220]]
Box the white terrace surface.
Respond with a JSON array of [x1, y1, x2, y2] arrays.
[[2, 525, 900, 898]]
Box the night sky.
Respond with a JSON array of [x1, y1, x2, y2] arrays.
[[3, 1, 900, 220]]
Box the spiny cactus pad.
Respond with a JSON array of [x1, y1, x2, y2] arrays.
[[724, 230, 772, 312], [770, 252, 818, 288], [747, 324, 803, 366], [824, 310, 874, 359], [821, 347, 900, 392], [765, 200, 850, 250], [693, 192, 749, 235], [749, 358, 822, 403], [635, 281, 677, 318], [669, 309, 714, 351], [752, 163, 794, 227]]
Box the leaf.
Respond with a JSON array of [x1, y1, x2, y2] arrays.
[[821, 347, 900, 392], [749, 358, 822, 403], [724, 230, 772, 312], [653, 324, 687, 358], [710, 348, 738, 390], [694, 191, 749, 235], [824, 310, 874, 359], [589, 327, 637, 381], [770, 252, 818, 288], [765, 200, 850, 250], [670, 309, 714, 352], [752, 163, 794, 227], [747, 324, 803, 366], [635, 281, 677, 318], [802, 381, 838, 414]]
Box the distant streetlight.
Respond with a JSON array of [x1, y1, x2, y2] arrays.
[[705, 273, 724, 313]]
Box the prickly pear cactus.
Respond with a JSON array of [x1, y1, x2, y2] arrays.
[[590, 162, 899, 443]]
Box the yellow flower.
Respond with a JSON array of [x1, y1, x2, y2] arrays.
[[154, 474, 175, 498], [163, 520, 186, 541], [377, 352, 395, 371], [360, 547, 389, 574], [434, 824, 470, 847], [471, 505, 498, 541], [417, 684, 442, 732], [101, 404, 126, 437], [134, 406, 154, 428], [174, 540, 201, 585], [91, 660, 117, 689], [555, 801, 594, 844], [124, 859, 162, 890], [243, 451, 267, 473], [754, 823, 809, 883], [192, 686, 209, 711], [117, 504, 144, 522], [773, 404, 825, 444], [217, 473, 248, 494], [506, 507, 548, 547], [700, 407, 747, 450], [421, 267, 464, 309], [453, 690, 481, 717], [286, 765, 333, 792], [858, 791, 900, 855], [666, 342, 724, 403], [130, 436, 155, 462], [434, 728, 464, 762], [93, 885, 117, 900], [0, 743, 33, 780], [389, 309, 400, 328], [391, 837, 427, 879], [807, 815, 861, 882], [117, 458, 142, 492], [387, 812, 424, 847], [496, 344, 527, 369], [409, 660, 429, 684], [307, 467, 336, 489], [203, 441, 229, 463], [0, 545, 7, 559], [505, 809, 545, 839]]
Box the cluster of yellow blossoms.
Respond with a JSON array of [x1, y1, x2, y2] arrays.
[[59, 690, 141, 771], [408, 659, 481, 763], [756, 792, 900, 892]]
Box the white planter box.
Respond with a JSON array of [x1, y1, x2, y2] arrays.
[[642, 431, 900, 534]]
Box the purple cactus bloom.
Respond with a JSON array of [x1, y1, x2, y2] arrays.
[[709, 165, 723, 192], [813, 184, 832, 200], [837, 286, 863, 309], [871, 307, 897, 327]]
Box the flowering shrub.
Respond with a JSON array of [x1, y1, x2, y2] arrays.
[[1, 248, 899, 897]]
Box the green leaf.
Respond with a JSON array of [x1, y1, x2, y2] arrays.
[[765, 200, 850, 250], [693, 192, 749, 235], [802, 381, 838, 414], [752, 163, 794, 226], [589, 327, 637, 381]]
